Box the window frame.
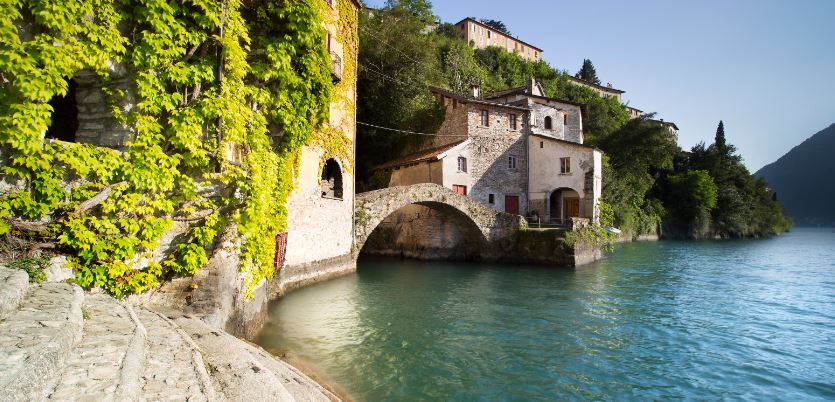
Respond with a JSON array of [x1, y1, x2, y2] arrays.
[[488, 194, 495, 204], [509, 113, 517, 130], [560, 157, 571, 174], [508, 155, 517, 170], [544, 116, 553, 130], [480, 109, 490, 127], [457, 156, 468, 173]]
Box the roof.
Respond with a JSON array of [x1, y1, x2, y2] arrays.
[[430, 86, 530, 111], [485, 86, 586, 108], [626, 105, 643, 113], [529, 133, 600, 151], [648, 119, 679, 131], [375, 140, 467, 171], [566, 76, 625, 94], [453, 18, 543, 52]]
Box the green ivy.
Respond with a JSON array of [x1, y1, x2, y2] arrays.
[[0, 0, 351, 298]]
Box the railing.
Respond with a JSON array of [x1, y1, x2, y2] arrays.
[[330, 51, 342, 82]]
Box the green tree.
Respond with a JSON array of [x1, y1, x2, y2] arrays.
[[480, 19, 510, 35], [577, 59, 600, 84], [357, 5, 444, 184], [715, 120, 727, 152], [385, 0, 435, 23]]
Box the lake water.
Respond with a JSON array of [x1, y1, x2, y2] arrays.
[[255, 228, 835, 401]]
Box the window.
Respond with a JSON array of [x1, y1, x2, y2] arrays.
[[457, 156, 467, 172], [452, 99, 458, 109], [563, 113, 568, 125], [488, 194, 495, 204], [321, 158, 343, 199], [509, 113, 517, 130], [480, 110, 489, 126], [544, 116, 553, 130], [452, 185, 467, 195], [45, 78, 79, 143], [508, 155, 517, 170], [326, 31, 331, 52], [540, 141, 544, 149], [487, 31, 491, 38], [560, 157, 571, 174]]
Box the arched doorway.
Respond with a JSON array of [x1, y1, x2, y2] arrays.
[[45, 78, 79, 142], [320, 158, 343, 199], [548, 188, 580, 225]]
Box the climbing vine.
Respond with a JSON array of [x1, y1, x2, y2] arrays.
[[0, 0, 349, 298]]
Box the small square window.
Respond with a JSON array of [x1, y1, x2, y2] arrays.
[[560, 157, 571, 174]]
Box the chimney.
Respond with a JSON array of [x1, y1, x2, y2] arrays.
[[470, 84, 480, 98], [607, 83, 612, 88]]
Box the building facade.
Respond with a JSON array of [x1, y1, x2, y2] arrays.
[[279, 0, 360, 293], [566, 75, 625, 102], [454, 18, 543, 62], [377, 80, 602, 224]]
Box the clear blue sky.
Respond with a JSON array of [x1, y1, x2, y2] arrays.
[[365, 0, 835, 171]]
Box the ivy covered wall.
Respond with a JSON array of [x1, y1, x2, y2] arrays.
[[0, 0, 356, 298]]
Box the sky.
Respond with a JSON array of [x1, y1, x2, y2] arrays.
[[364, 0, 835, 172]]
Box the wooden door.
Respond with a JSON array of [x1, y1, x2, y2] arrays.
[[452, 185, 467, 195], [564, 198, 580, 218], [505, 195, 519, 215]]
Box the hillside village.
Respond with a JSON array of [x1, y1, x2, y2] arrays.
[[368, 14, 678, 227]]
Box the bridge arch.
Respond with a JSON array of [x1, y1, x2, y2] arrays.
[[354, 183, 523, 254]]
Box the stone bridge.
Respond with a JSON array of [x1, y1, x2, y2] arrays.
[[353, 183, 524, 254]]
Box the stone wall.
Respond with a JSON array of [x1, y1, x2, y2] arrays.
[[362, 204, 487, 260], [72, 69, 135, 149]]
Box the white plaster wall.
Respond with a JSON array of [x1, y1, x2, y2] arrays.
[[284, 146, 354, 267], [528, 137, 600, 221], [441, 141, 472, 191]]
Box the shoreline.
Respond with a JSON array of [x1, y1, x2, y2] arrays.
[[264, 346, 354, 402]]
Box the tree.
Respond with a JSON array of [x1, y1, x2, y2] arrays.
[[385, 0, 435, 23], [715, 120, 727, 153], [577, 59, 600, 85], [480, 19, 510, 35]]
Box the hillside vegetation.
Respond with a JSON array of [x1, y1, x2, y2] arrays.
[[359, 0, 790, 238], [756, 123, 835, 226]]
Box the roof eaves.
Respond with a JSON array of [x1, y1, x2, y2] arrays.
[[566, 76, 626, 94], [453, 17, 544, 52]]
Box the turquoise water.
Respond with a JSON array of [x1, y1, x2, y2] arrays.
[[255, 228, 835, 401]]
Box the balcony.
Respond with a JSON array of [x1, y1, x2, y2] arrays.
[[330, 51, 342, 83]]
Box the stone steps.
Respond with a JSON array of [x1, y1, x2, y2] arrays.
[[0, 266, 30, 320], [45, 294, 143, 402], [169, 313, 335, 402], [0, 283, 336, 402], [133, 307, 216, 402], [0, 283, 84, 402]]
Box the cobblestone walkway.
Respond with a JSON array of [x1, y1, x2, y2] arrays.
[[0, 267, 337, 402]]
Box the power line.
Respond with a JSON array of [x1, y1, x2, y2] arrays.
[[358, 62, 427, 90], [360, 25, 426, 68], [357, 121, 466, 137]]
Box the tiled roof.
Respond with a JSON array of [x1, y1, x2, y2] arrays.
[[485, 87, 586, 108], [375, 140, 466, 170], [566, 76, 625, 94], [430, 87, 530, 111]]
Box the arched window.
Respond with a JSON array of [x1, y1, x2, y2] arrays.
[[544, 116, 553, 130], [321, 158, 343, 199]]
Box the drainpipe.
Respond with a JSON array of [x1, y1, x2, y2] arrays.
[[524, 109, 530, 215]]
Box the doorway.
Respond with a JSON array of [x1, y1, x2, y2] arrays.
[[504, 195, 519, 215]]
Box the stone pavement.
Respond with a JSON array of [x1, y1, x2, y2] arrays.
[[0, 266, 338, 402]]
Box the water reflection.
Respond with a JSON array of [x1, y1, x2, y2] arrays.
[[256, 229, 835, 401]]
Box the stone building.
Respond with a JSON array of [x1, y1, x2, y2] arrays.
[[377, 79, 602, 224], [567, 75, 625, 102], [454, 18, 543, 62]]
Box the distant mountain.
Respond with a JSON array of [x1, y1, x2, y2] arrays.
[[755, 123, 835, 227]]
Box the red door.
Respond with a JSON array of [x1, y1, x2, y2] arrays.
[[452, 185, 467, 195], [505, 195, 519, 214]]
